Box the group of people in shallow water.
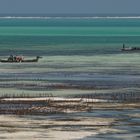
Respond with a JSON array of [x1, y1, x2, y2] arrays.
[[8, 55, 24, 62]]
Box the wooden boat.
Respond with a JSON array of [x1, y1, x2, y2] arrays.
[[121, 44, 140, 51], [0, 56, 42, 63]]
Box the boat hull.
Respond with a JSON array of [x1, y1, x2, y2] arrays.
[[121, 47, 140, 51], [0, 56, 41, 63]]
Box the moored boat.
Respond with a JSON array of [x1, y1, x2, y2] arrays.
[[121, 44, 140, 51], [0, 55, 42, 63]]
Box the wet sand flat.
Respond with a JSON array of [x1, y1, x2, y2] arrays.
[[0, 106, 140, 140]]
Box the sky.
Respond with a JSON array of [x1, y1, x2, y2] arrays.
[[0, 0, 140, 15]]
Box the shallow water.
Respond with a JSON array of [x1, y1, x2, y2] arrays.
[[0, 17, 140, 139], [0, 108, 140, 140], [0, 54, 140, 97]]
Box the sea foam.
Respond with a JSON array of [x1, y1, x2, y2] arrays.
[[1, 16, 140, 19]]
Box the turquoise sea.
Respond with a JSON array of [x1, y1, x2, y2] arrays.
[[0, 16, 140, 140], [1, 17, 140, 56]]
